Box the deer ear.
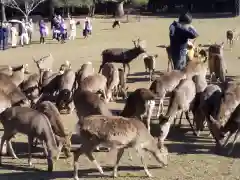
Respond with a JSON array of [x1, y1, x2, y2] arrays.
[[32, 56, 37, 63], [220, 42, 224, 47]]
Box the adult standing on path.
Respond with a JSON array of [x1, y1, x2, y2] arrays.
[[169, 12, 198, 70], [11, 23, 18, 48], [19, 19, 29, 46], [26, 19, 34, 43], [39, 20, 47, 44], [3, 22, 9, 50], [69, 16, 76, 40]]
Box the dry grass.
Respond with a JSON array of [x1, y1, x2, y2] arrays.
[[0, 15, 240, 180]]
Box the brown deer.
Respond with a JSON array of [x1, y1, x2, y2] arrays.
[[0, 106, 58, 172]]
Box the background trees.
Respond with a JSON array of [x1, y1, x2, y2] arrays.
[[0, 0, 149, 21]]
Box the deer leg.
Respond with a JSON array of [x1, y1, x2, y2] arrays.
[[0, 135, 7, 165], [167, 59, 171, 72], [42, 141, 49, 157], [123, 64, 126, 73], [28, 136, 34, 166], [113, 148, 125, 177], [98, 63, 104, 73], [223, 132, 233, 148], [101, 88, 107, 100], [7, 140, 18, 159], [33, 138, 39, 148], [156, 99, 163, 118], [178, 112, 184, 127], [146, 100, 155, 133], [128, 150, 133, 161], [136, 147, 153, 178], [185, 111, 197, 136], [228, 129, 240, 155], [126, 63, 130, 75], [0, 132, 17, 165], [56, 141, 63, 160], [74, 142, 103, 180], [67, 101, 75, 114], [73, 146, 87, 180], [45, 143, 54, 172], [85, 151, 104, 175]]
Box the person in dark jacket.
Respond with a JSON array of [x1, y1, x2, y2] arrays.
[[3, 22, 9, 50], [169, 12, 199, 70], [0, 22, 9, 50]]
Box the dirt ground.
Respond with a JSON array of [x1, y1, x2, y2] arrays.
[[0, 15, 240, 180]]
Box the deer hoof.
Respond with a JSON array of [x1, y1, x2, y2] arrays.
[[113, 172, 118, 178], [193, 131, 198, 136], [12, 155, 18, 159], [146, 172, 153, 178], [28, 160, 32, 166], [74, 176, 80, 180], [227, 149, 233, 156]]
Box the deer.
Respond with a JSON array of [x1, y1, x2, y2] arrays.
[[208, 103, 240, 155], [158, 79, 198, 147], [101, 63, 120, 102], [73, 115, 168, 180], [142, 53, 158, 81], [98, 38, 146, 75], [0, 106, 59, 172], [33, 101, 72, 160], [208, 42, 227, 83], [149, 70, 187, 118], [120, 88, 156, 132]]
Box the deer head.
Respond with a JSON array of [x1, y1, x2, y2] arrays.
[[208, 115, 225, 144], [23, 64, 30, 74]]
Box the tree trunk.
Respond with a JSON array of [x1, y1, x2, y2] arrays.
[[25, 14, 29, 21], [115, 1, 125, 17], [67, 7, 70, 16], [89, 5, 95, 17], [1, 3, 6, 22], [49, 0, 55, 19]]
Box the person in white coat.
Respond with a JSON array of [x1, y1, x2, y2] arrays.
[[69, 16, 76, 40], [26, 18, 34, 43], [20, 19, 29, 46], [11, 24, 18, 48]]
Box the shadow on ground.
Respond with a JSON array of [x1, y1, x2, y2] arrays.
[[141, 12, 236, 19], [150, 120, 240, 158], [0, 165, 161, 179]]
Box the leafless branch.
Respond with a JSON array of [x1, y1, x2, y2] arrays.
[[3, 0, 25, 15], [3, 0, 46, 17]]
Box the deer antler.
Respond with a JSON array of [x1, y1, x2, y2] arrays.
[[137, 38, 141, 46], [32, 56, 37, 63], [132, 40, 137, 47]]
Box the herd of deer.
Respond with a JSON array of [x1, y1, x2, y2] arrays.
[[0, 30, 238, 179]]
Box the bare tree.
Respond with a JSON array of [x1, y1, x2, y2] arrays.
[[2, 0, 46, 20]]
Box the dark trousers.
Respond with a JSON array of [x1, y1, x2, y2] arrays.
[[40, 36, 45, 44], [0, 38, 7, 50], [171, 49, 187, 71]]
